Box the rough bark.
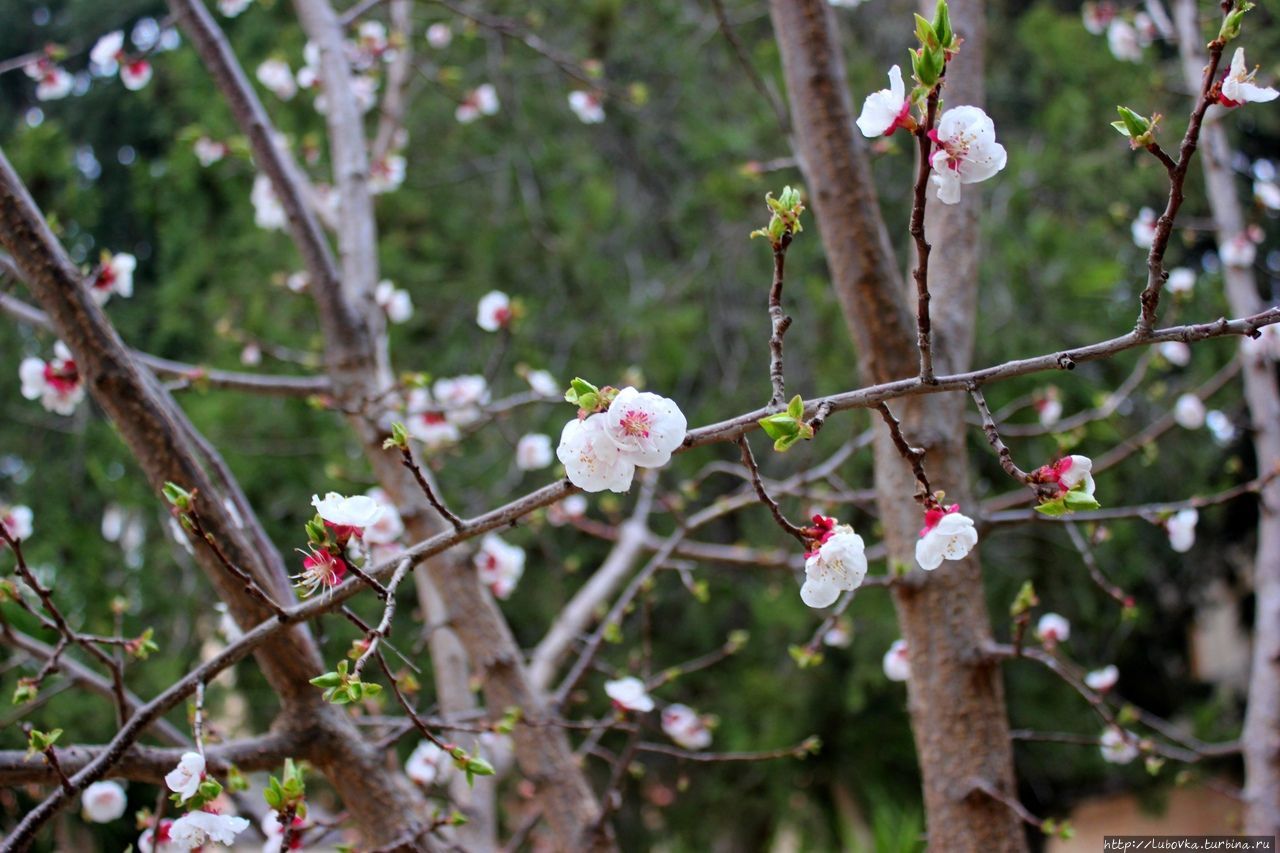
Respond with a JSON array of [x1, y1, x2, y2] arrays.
[[768, 2, 1025, 849], [1173, 0, 1280, 834]]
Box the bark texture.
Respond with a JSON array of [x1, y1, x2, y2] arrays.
[[1173, 0, 1280, 834], [768, 2, 1025, 849]]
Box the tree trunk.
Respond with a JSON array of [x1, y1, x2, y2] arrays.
[[1173, 0, 1280, 834], [768, 2, 1025, 849]]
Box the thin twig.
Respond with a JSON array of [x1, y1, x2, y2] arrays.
[[910, 81, 943, 383], [736, 436, 806, 543], [397, 445, 465, 531], [874, 402, 933, 504]]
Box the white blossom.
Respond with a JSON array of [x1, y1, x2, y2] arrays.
[[255, 58, 297, 101], [137, 818, 175, 853], [193, 137, 227, 166], [1100, 726, 1140, 764], [407, 412, 460, 449], [474, 533, 525, 599], [91, 251, 136, 304], [369, 154, 406, 195], [1166, 508, 1198, 553], [661, 704, 712, 750], [1241, 325, 1280, 362], [168, 810, 250, 849], [602, 387, 688, 468], [856, 65, 912, 138], [20, 342, 85, 416], [28, 62, 73, 101], [1220, 48, 1279, 107], [605, 676, 654, 713], [801, 525, 867, 609], [426, 23, 453, 49], [81, 780, 127, 823], [1255, 180, 1280, 211], [883, 639, 911, 682], [251, 173, 287, 231], [558, 415, 635, 493], [405, 740, 452, 786], [456, 83, 499, 123], [120, 60, 153, 91], [1173, 393, 1206, 429], [1131, 207, 1157, 248], [433, 375, 490, 426], [90, 32, 126, 74], [164, 752, 206, 801], [1085, 665, 1119, 692], [1106, 19, 1142, 63], [218, 0, 252, 16], [311, 492, 384, 530], [374, 279, 413, 324], [1035, 388, 1062, 428], [526, 369, 559, 397], [1159, 340, 1191, 367], [547, 494, 589, 526], [568, 90, 605, 124], [929, 106, 1007, 205], [1, 504, 34, 541], [1036, 612, 1071, 646], [1166, 267, 1195, 294], [1206, 409, 1237, 445], [476, 290, 512, 331], [516, 433, 554, 471], [915, 505, 978, 571], [1081, 2, 1115, 35], [1220, 231, 1258, 268]]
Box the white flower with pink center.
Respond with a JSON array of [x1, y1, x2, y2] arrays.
[[801, 520, 867, 608], [474, 533, 525, 599], [27, 60, 73, 101], [1220, 231, 1258, 268], [1081, 1, 1115, 35], [915, 505, 978, 571], [928, 106, 1007, 205], [90, 251, 136, 305], [661, 704, 712, 750], [856, 65, 913, 139], [256, 58, 297, 101], [1100, 726, 1139, 764], [120, 59, 153, 91], [312, 492, 384, 532], [883, 639, 911, 682], [251, 173, 287, 231], [568, 90, 605, 124], [406, 740, 452, 786], [426, 23, 453, 49], [1036, 612, 1071, 646], [194, 136, 226, 166], [1085, 665, 1119, 692], [375, 279, 413, 324], [81, 780, 127, 823], [261, 811, 306, 853], [433, 375, 490, 426], [407, 412, 460, 449], [1173, 393, 1205, 429], [137, 818, 175, 853], [516, 433, 554, 471], [456, 83, 499, 123], [1166, 508, 1198, 553], [1037, 455, 1095, 499], [1106, 19, 1142, 63], [605, 676, 654, 713], [1130, 207, 1157, 248], [2, 504, 34, 541], [357, 20, 389, 60], [1219, 48, 1278, 107], [164, 752, 206, 801], [602, 387, 687, 468], [476, 290, 512, 331], [20, 342, 85, 416], [362, 488, 404, 546], [369, 154, 406, 194], [558, 414, 635, 493], [169, 810, 250, 848], [1035, 387, 1062, 428], [90, 31, 126, 75]]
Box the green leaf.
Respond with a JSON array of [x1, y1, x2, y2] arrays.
[[1062, 490, 1101, 511], [931, 0, 953, 50], [162, 482, 192, 510], [309, 671, 343, 688], [1034, 497, 1069, 517], [786, 394, 804, 419]]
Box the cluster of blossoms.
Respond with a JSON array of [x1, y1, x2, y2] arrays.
[[404, 375, 490, 448], [158, 751, 250, 848], [456, 83, 500, 124], [1081, 3, 1161, 63], [1, 503, 33, 542], [474, 533, 526, 599], [605, 676, 655, 713], [251, 173, 287, 231], [89, 250, 137, 305], [556, 383, 688, 493], [1220, 224, 1265, 269], [19, 342, 85, 416], [295, 492, 388, 596], [374, 279, 413, 324], [661, 704, 713, 750], [89, 31, 153, 91], [369, 152, 407, 195]]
